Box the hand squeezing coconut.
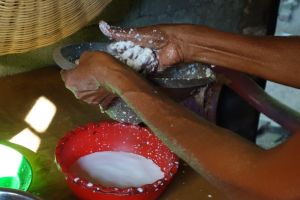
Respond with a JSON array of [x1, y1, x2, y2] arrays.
[[100, 21, 159, 73], [107, 41, 158, 73]]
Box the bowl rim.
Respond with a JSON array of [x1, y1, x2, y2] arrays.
[[0, 188, 41, 200], [0, 143, 33, 191], [55, 121, 179, 196]]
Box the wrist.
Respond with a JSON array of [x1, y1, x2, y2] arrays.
[[181, 25, 214, 63], [171, 25, 204, 63], [94, 65, 151, 97], [177, 25, 229, 63]]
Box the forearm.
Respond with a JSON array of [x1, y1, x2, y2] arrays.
[[182, 25, 300, 88], [117, 81, 300, 199], [106, 71, 265, 196]]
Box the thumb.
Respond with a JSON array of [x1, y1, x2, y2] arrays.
[[99, 21, 168, 49]]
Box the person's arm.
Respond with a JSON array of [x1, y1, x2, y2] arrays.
[[184, 26, 300, 88], [100, 21, 300, 88], [114, 60, 300, 200], [61, 52, 300, 200]]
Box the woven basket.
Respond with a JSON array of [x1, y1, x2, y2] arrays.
[[0, 0, 112, 55]]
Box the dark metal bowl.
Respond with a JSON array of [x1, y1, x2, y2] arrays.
[[0, 188, 42, 200]]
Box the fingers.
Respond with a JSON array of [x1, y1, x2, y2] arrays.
[[99, 20, 113, 38], [60, 51, 118, 110], [61, 70, 117, 108], [156, 43, 184, 69], [79, 51, 94, 62], [75, 89, 104, 104], [60, 69, 67, 82], [99, 21, 168, 49], [100, 94, 117, 110], [60, 69, 78, 91], [75, 87, 117, 110]]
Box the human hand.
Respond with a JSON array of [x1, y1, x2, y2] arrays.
[[99, 21, 195, 71], [60, 51, 137, 109]]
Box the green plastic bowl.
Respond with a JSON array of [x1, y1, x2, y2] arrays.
[[0, 144, 32, 191]]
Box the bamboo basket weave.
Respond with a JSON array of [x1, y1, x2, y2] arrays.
[[0, 0, 112, 55]]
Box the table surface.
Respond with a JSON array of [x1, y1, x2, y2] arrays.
[[0, 67, 227, 200]]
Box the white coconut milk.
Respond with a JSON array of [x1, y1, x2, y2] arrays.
[[70, 151, 164, 188]]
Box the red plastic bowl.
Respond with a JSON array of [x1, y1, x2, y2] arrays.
[[55, 122, 179, 200]]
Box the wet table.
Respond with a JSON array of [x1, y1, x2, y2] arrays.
[[0, 67, 227, 200]]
